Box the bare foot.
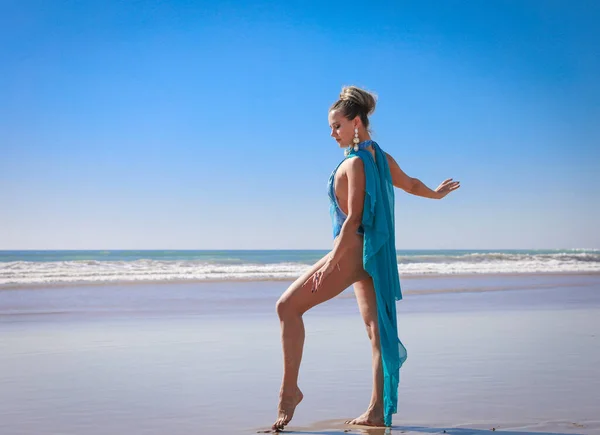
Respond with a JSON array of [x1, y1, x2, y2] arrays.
[[345, 406, 385, 427], [272, 387, 303, 432]]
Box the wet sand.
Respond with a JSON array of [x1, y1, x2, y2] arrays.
[[1, 275, 599, 434]]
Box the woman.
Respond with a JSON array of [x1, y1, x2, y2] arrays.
[[273, 86, 460, 431]]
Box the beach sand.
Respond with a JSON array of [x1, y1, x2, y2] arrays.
[[1, 274, 599, 435]]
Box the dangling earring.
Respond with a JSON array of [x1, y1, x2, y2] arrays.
[[353, 128, 360, 151]]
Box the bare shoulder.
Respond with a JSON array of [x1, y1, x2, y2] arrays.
[[347, 156, 365, 170], [340, 156, 365, 174], [385, 152, 398, 167]]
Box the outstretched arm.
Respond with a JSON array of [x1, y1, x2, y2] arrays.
[[385, 152, 460, 199]]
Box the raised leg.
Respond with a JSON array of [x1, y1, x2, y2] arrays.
[[272, 234, 368, 431]]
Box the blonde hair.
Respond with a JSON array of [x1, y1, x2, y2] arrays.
[[330, 85, 377, 129]]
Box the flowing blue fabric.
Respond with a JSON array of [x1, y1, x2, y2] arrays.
[[331, 141, 407, 426]]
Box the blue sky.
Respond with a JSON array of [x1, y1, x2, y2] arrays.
[[1, 0, 598, 250]]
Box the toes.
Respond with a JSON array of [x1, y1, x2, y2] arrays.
[[272, 417, 286, 432], [346, 418, 371, 426]]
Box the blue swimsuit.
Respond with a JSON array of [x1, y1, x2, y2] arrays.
[[327, 159, 365, 238]]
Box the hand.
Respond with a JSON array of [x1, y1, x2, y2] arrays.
[[304, 257, 340, 293], [435, 178, 460, 199]]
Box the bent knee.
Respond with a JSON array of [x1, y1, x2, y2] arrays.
[[276, 296, 301, 319], [365, 321, 380, 345]]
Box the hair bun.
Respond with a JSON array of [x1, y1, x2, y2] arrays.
[[339, 86, 377, 116]]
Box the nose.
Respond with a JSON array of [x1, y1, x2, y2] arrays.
[[330, 128, 336, 138]]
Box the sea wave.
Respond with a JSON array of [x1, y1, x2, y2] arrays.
[[2, 251, 600, 286]]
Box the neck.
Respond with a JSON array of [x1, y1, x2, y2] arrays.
[[358, 132, 371, 143], [344, 138, 375, 156]]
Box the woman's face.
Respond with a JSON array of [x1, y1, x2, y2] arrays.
[[328, 110, 355, 148]]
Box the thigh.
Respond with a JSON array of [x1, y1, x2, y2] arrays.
[[279, 234, 369, 315]]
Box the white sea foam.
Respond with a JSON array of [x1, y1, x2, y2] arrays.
[[1, 251, 599, 286]]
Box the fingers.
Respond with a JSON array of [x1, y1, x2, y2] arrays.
[[442, 181, 460, 191], [309, 262, 339, 293], [439, 181, 461, 197], [302, 266, 326, 289], [312, 270, 323, 293], [302, 275, 313, 289], [312, 268, 331, 293], [311, 272, 318, 293], [441, 179, 460, 187], [303, 272, 319, 292]]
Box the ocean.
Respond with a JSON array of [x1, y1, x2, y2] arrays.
[[1, 249, 598, 287]]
